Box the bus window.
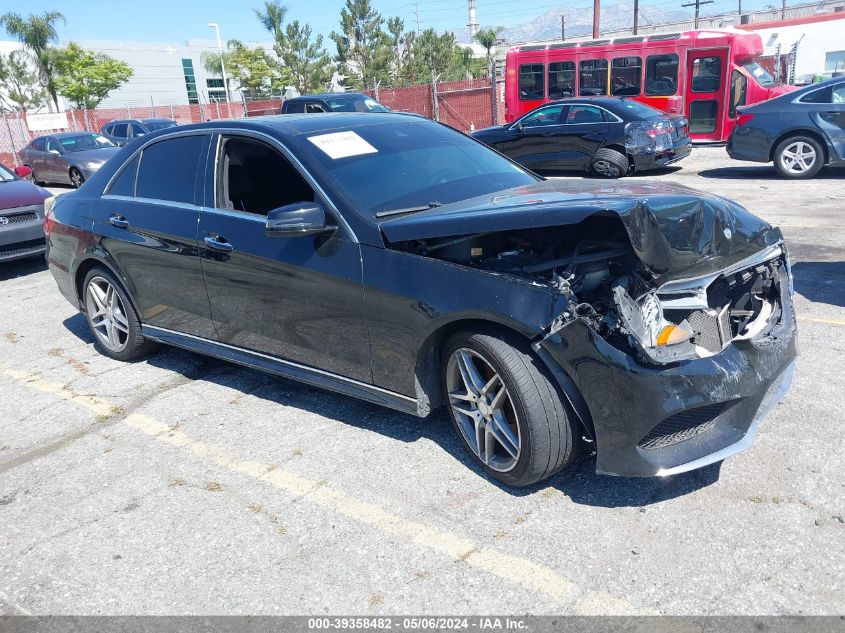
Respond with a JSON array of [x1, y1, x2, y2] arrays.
[[611, 56, 642, 96], [729, 70, 747, 118], [579, 59, 608, 96], [645, 54, 678, 96], [691, 57, 722, 92], [519, 64, 545, 100], [549, 61, 576, 99]]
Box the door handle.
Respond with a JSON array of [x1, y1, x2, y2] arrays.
[[109, 214, 129, 229], [204, 235, 234, 253]]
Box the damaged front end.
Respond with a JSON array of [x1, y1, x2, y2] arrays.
[[379, 180, 797, 476]]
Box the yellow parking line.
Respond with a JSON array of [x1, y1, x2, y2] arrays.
[[2, 366, 649, 614], [798, 315, 845, 327]]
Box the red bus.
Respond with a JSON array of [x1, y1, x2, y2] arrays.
[[504, 29, 794, 143]]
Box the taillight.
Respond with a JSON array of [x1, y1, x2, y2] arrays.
[[43, 196, 56, 236], [736, 113, 754, 126]]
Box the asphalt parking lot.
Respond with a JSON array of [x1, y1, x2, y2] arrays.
[[1, 146, 843, 615]]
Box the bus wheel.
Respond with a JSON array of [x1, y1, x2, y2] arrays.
[[590, 148, 629, 179]]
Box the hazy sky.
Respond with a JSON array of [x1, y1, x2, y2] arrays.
[[2, 0, 780, 46]]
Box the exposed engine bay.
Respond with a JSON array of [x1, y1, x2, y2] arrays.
[[388, 215, 787, 365]]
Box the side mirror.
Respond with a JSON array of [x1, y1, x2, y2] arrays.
[[513, 121, 524, 133], [14, 165, 32, 178], [265, 202, 335, 237], [49, 149, 61, 155]]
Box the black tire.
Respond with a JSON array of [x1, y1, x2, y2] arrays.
[[441, 330, 581, 487], [69, 167, 84, 188], [773, 135, 824, 179], [82, 266, 155, 361], [590, 148, 629, 179]]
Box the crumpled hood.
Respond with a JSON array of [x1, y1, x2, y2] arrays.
[[378, 179, 783, 284]]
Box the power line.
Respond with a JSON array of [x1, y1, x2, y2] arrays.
[[681, 0, 715, 27]]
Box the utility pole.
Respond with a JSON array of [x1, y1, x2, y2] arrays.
[[738, 0, 742, 16], [592, 0, 600, 38], [633, 0, 639, 34], [560, 14, 566, 40], [781, 0, 786, 20], [467, 0, 479, 39], [412, 2, 420, 33], [682, 0, 714, 29]]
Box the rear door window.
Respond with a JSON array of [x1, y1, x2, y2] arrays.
[[284, 100, 305, 113], [129, 123, 146, 138], [645, 54, 678, 96], [111, 123, 128, 138], [565, 105, 606, 124], [136, 135, 208, 204], [32, 138, 46, 151], [108, 155, 140, 197]]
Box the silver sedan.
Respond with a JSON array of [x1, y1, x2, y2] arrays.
[[18, 132, 121, 188]]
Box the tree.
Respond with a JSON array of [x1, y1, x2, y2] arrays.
[[254, 1, 288, 62], [0, 50, 47, 112], [279, 21, 332, 93], [203, 40, 287, 99], [0, 11, 65, 111], [474, 27, 502, 60], [52, 43, 133, 110], [330, 0, 392, 89]]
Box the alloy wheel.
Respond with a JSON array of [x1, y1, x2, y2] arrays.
[[70, 168, 84, 188], [780, 141, 816, 174], [446, 348, 521, 473], [85, 276, 129, 353]]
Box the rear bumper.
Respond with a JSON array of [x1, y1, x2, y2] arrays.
[[726, 128, 772, 163], [630, 140, 692, 172], [0, 209, 46, 262], [538, 268, 797, 477]]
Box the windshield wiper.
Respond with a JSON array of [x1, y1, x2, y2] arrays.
[[375, 201, 442, 218]]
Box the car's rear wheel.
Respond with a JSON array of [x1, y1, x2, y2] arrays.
[[774, 136, 824, 179], [69, 167, 84, 188], [83, 267, 154, 361], [590, 148, 629, 178], [442, 330, 580, 487]]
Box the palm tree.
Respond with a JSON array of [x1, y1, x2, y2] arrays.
[[473, 27, 501, 61], [0, 11, 65, 111]]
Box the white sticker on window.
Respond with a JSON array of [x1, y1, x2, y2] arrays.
[[307, 131, 378, 159]]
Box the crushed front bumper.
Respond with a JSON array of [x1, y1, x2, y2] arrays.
[[538, 267, 797, 477]]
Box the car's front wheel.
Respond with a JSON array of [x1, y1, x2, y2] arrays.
[[774, 136, 824, 179], [82, 267, 154, 361], [69, 167, 84, 188], [442, 330, 580, 487], [590, 148, 629, 178]]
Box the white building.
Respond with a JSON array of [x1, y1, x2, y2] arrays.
[[0, 37, 276, 112], [737, 12, 845, 82]]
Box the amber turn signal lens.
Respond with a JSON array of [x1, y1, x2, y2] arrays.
[[656, 324, 692, 346]]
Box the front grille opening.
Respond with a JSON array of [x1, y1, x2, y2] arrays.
[[638, 401, 732, 450], [0, 238, 46, 258], [1, 211, 39, 224]]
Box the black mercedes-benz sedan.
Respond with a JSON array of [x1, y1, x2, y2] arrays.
[[44, 113, 795, 486], [471, 97, 691, 178], [727, 76, 845, 179]]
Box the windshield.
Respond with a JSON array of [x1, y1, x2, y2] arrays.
[[60, 134, 116, 152], [144, 120, 177, 132], [743, 62, 776, 88], [0, 164, 15, 182], [299, 120, 538, 217], [326, 97, 390, 113]]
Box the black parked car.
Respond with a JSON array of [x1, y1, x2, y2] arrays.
[[471, 97, 690, 178], [45, 114, 795, 486], [101, 118, 178, 146], [727, 77, 845, 179], [282, 92, 390, 114]]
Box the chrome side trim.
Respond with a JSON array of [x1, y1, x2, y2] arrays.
[[101, 194, 202, 212], [141, 324, 420, 412]]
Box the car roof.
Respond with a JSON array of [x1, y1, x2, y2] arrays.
[[138, 112, 429, 142], [286, 92, 369, 102], [41, 131, 103, 139], [104, 118, 174, 124]]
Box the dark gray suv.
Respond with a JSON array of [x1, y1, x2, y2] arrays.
[[101, 118, 178, 146]]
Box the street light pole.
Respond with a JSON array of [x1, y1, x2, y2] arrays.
[[208, 22, 232, 118]]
